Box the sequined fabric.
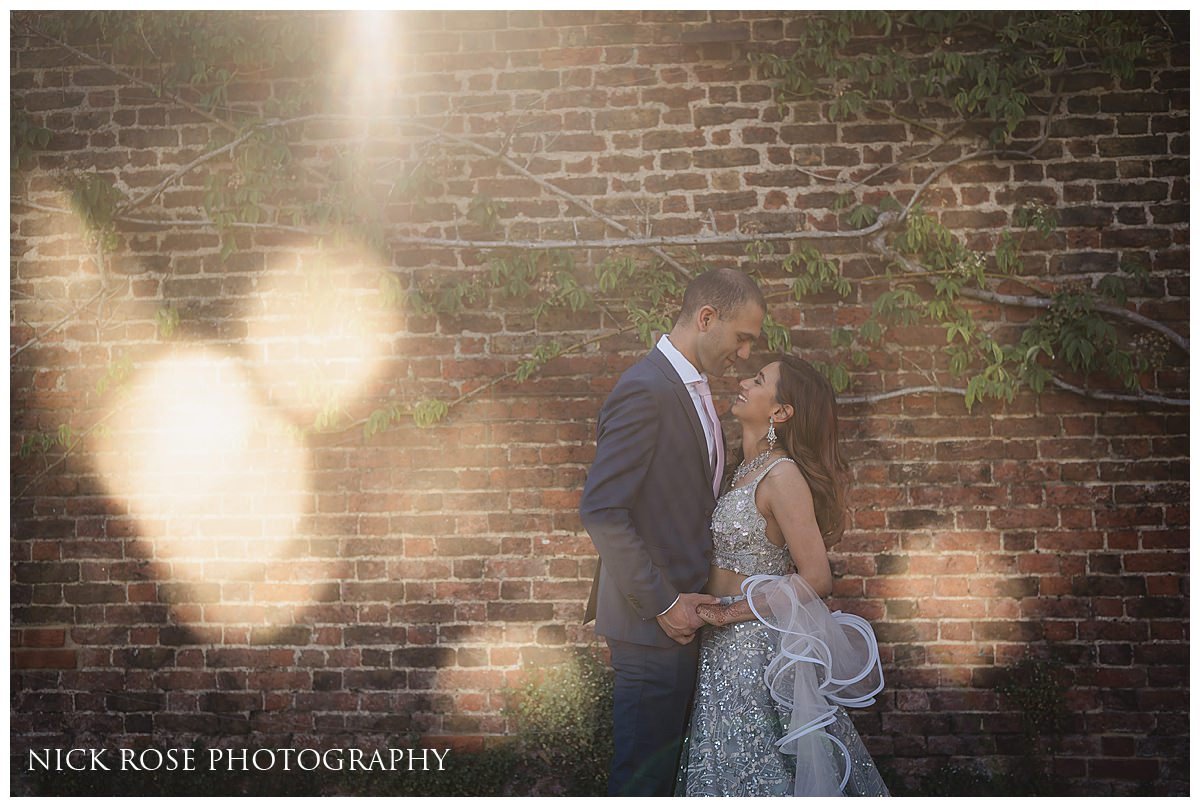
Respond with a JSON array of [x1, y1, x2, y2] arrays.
[[710, 459, 794, 576], [679, 621, 889, 796], [678, 458, 890, 797], [678, 620, 793, 795]]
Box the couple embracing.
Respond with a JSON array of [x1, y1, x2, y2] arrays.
[[580, 268, 889, 797]]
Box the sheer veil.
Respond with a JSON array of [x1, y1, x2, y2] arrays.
[[742, 573, 885, 796]]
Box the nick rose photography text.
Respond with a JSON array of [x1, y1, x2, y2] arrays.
[[28, 747, 451, 773]]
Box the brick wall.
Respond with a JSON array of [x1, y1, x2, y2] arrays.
[[10, 11, 1188, 795]]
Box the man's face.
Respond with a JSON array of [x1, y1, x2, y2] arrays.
[[694, 302, 764, 376]]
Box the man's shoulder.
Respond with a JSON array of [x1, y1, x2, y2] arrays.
[[612, 351, 673, 392]]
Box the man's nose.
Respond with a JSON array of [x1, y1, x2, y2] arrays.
[[737, 343, 752, 360]]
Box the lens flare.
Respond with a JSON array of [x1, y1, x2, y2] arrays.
[[246, 248, 398, 423], [335, 11, 400, 119], [95, 348, 311, 613]]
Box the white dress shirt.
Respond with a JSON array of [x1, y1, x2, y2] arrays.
[[656, 334, 719, 470]]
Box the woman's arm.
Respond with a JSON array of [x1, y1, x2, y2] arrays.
[[696, 597, 755, 626], [696, 462, 834, 627], [758, 462, 833, 597]]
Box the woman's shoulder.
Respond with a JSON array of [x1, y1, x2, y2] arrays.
[[758, 456, 813, 497], [756, 457, 821, 533]]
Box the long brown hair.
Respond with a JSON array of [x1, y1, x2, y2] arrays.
[[773, 355, 850, 545]]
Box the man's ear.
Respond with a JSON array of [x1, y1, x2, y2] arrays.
[[696, 305, 718, 332]]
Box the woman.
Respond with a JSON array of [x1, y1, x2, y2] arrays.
[[677, 355, 890, 797]]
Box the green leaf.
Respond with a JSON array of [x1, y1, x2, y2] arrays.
[[847, 204, 878, 228], [155, 306, 179, 339], [761, 314, 791, 352], [964, 376, 984, 411], [363, 407, 394, 439], [830, 328, 854, 348], [1097, 275, 1127, 304], [412, 399, 449, 428]]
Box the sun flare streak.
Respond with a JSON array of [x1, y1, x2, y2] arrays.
[[337, 11, 400, 119]]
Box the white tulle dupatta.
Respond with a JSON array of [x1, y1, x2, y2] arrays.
[[742, 573, 885, 796]]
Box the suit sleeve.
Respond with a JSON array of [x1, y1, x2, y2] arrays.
[[579, 378, 678, 620]]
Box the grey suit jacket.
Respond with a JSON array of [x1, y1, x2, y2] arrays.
[[579, 348, 718, 648]]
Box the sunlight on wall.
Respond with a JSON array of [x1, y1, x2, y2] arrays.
[[95, 349, 313, 623], [334, 11, 401, 119], [245, 248, 399, 422], [12, 190, 114, 325]]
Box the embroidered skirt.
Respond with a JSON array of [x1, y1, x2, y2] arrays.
[[678, 575, 890, 797]]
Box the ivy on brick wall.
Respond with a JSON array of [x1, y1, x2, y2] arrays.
[[10, 10, 1187, 471], [750, 11, 1183, 410]]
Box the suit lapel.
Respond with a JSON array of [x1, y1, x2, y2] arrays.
[[647, 349, 714, 486]]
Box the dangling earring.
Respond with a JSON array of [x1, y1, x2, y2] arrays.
[[767, 415, 777, 451]]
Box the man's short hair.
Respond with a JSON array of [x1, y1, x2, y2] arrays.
[[677, 268, 766, 322]]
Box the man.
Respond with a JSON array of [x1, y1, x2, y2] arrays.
[[579, 267, 766, 796]]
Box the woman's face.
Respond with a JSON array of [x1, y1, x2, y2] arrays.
[[731, 361, 782, 424]]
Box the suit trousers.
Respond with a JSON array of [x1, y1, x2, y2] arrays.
[[606, 636, 701, 796]]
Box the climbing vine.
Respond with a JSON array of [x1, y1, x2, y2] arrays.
[[756, 12, 1155, 140], [9, 10, 1187, 482], [747, 11, 1179, 409], [11, 111, 52, 172]]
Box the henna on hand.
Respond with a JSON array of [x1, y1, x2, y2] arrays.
[[697, 598, 755, 626], [696, 603, 727, 626]]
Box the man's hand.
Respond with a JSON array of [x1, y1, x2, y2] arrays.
[[655, 592, 721, 645]]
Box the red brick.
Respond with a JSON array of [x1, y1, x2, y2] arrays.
[[13, 649, 77, 669], [6, 14, 1189, 792], [20, 628, 66, 648]]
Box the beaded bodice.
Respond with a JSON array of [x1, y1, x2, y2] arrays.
[[710, 457, 796, 576]]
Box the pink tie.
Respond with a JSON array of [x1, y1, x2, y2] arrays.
[[695, 378, 724, 498]]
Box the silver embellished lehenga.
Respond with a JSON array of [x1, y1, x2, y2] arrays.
[[678, 458, 890, 797]]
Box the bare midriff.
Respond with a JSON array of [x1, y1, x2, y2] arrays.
[[704, 565, 748, 597]]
